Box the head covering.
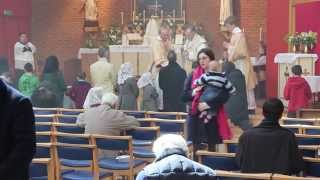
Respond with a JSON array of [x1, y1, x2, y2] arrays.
[[83, 87, 104, 109], [117, 62, 134, 85], [222, 61, 236, 75], [137, 72, 153, 88]]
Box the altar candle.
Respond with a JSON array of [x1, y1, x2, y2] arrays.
[[183, 10, 186, 24], [173, 10, 176, 23], [132, 11, 135, 22], [259, 27, 262, 41], [121, 12, 124, 25], [143, 10, 146, 23], [155, 0, 158, 16], [161, 10, 164, 19]]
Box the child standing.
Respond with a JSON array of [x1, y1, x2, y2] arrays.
[[67, 72, 92, 109], [137, 72, 158, 111], [284, 65, 312, 118], [18, 63, 39, 97]]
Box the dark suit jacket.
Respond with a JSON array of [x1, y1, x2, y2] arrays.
[[0, 80, 36, 179]]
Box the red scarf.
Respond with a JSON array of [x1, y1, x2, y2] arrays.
[[191, 66, 232, 140], [191, 66, 204, 115], [217, 107, 232, 140]]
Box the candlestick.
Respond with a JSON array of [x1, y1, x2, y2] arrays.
[[121, 12, 124, 25], [173, 10, 176, 23], [183, 10, 186, 24], [161, 10, 164, 19], [143, 10, 146, 23], [155, 0, 158, 16], [259, 27, 262, 41], [132, 11, 135, 23]]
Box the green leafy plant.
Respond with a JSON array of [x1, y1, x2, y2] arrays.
[[300, 31, 317, 46]]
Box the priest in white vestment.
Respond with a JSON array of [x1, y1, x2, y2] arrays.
[[144, 22, 173, 110], [223, 16, 257, 112], [183, 25, 207, 71], [14, 33, 36, 76]]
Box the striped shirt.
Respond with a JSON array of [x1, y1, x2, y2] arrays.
[[195, 71, 236, 94]]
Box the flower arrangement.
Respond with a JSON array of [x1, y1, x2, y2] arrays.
[[300, 31, 317, 46], [104, 26, 122, 46], [287, 31, 317, 53], [287, 32, 301, 46]]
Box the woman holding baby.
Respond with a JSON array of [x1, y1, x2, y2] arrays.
[[182, 48, 232, 154]]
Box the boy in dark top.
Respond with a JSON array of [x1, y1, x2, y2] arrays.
[[67, 72, 92, 109]]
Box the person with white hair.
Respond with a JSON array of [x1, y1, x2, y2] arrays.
[[117, 62, 139, 110], [78, 92, 140, 135], [82, 86, 104, 109], [136, 134, 216, 180], [137, 72, 158, 111]]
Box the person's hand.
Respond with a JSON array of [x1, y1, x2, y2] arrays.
[[198, 102, 210, 112], [223, 41, 230, 49], [192, 86, 203, 96], [195, 86, 203, 92]]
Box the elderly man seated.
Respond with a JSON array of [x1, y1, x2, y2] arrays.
[[77, 91, 140, 136], [136, 134, 216, 180]]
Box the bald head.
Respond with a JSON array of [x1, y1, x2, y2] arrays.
[[208, 60, 220, 72], [159, 26, 170, 41]]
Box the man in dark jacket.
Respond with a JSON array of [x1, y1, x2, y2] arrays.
[[0, 79, 36, 179], [236, 98, 304, 175], [222, 62, 251, 130], [136, 134, 216, 180], [159, 50, 187, 112]]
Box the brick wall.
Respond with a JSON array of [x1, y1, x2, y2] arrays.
[[185, 0, 223, 57], [239, 0, 267, 56], [31, 0, 132, 64], [31, 0, 266, 75]]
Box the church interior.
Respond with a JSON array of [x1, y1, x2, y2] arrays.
[[1, 0, 320, 179]]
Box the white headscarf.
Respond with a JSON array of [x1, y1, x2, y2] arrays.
[[137, 72, 153, 89], [117, 62, 133, 85], [83, 87, 104, 109]]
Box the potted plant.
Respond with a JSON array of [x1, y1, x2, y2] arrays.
[[287, 33, 302, 53], [300, 31, 317, 53]]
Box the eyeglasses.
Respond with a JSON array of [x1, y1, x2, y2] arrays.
[[198, 57, 209, 60]]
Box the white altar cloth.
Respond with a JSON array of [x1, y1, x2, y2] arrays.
[[274, 53, 318, 64], [303, 76, 320, 93]]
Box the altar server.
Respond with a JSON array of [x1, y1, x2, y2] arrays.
[[14, 32, 36, 79], [223, 16, 257, 113]]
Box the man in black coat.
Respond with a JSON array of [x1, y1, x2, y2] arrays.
[[136, 134, 216, 180], [222, 62, 251, 130], [0, 79, 36, 179], [159, 50, 187, 112], [236, 98, 304, 175]]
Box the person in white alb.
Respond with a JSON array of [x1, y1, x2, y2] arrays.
[[223, 16, 257, 113], [14, 32, 36, 79], [90, 47, 116, 93], [183, 25, 208, 71]]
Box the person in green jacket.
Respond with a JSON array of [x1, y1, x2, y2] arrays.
[[18, 63, 39, 97], [41, 55, 66, 107]]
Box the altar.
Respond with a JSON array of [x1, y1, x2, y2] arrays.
[[78, 45, 187, 80], [274, 53, 318, 102]]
